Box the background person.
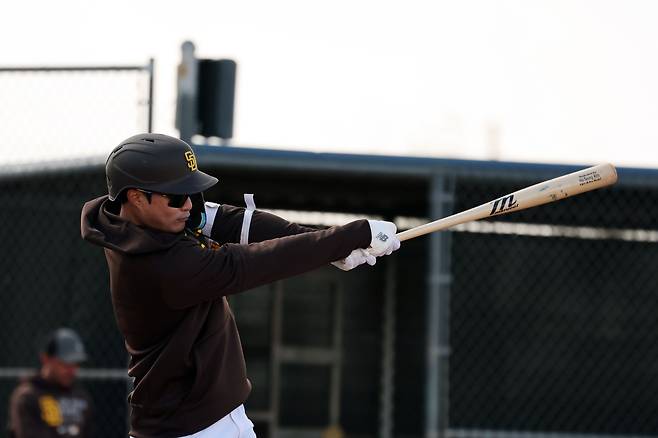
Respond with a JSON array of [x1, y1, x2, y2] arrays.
[[8, 328, 93, 438]]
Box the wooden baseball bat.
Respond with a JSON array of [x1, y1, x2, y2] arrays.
[[396, 163, 618, 242]]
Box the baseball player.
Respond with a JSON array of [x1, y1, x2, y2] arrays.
[[80, 133, 400, 437], [8, 328, 93, 438]]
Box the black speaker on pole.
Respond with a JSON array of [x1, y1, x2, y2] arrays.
[[197, 59, 236, 140]]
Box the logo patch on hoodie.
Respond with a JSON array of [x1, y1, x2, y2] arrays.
[[185, 151, 198, 172], [39, 395, 63, 426]]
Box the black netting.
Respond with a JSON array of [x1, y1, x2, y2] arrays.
[[441, 167, 658, 437], [0, 66, 149, 438], [2, 146, 657, 438], [0, 67, 151, 165]]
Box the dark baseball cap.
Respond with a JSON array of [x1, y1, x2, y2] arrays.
[[42, 328, 88, 364]]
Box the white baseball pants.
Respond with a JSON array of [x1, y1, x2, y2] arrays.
[[131, 404, 256, 438]]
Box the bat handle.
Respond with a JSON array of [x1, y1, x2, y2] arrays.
[[396, 229, 421, 242]]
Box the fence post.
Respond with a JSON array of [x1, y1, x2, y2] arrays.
[[425, 172, 454, 438]]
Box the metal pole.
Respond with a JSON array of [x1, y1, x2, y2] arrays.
[[425, 173, 454, 438], [0, 66, 147, 72], [329, 283, 343, 427], [147, 58, 154, 133], [175, 41, 199, 143], [271, 282, 283, 438], [380, 256, 397, 438]]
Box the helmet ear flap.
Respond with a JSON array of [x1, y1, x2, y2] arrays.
[[187, 193, 207, 231]]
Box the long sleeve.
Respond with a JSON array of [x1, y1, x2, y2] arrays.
[[161, 219, 371, 309], [210, 204, 315, 245], [207, 204, 244, 244], [248, 209, 316, 242]]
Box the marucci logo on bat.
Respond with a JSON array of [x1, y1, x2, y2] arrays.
[[490, 195, 518, 215]]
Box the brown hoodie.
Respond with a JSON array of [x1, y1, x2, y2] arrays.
[[80, 196, 370, 437]]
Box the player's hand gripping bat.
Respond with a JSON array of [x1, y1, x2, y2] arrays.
[[396, 163, 618, 242]]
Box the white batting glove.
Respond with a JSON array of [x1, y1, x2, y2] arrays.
[[331, 249, 377, 271], [367, 220, 401, 257]]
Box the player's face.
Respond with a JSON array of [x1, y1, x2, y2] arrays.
[[41, 355, 79, 388], [137, 191, 193, 233]]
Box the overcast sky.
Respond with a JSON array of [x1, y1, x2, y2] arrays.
[[2, 0, 657, 168]]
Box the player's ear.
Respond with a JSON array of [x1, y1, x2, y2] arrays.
[[125, 189, 143, 206]]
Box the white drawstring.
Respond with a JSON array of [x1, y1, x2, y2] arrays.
[[240, 194, 256, 245]]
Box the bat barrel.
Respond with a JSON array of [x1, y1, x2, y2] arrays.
[[395, 163, 617, 242]]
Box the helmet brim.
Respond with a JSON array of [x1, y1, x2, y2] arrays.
[[149, 169, 218, 195]]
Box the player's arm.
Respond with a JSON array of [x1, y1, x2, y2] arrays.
[[249, 209, 317, 240], [204, 201, 315, 245], [202, 198, 382, 271], [9, 390, 53, 438], [161, 219, 400, 309], [161, 220, 369, 308]]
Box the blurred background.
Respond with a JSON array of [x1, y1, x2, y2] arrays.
[[1, 1, 658, 437]]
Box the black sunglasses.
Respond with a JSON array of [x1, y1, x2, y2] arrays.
[[136, 189, 192, 208]]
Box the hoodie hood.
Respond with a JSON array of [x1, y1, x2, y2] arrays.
[[81, 196, 183, 254]]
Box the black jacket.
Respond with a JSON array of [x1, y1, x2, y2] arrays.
[[80, 196, 370, 437]]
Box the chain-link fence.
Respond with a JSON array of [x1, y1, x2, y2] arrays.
[[0, 62, 152, 167], [0, 63, 152, 437], [445, 169, 658, 438], [1, 131, 657, 436]]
